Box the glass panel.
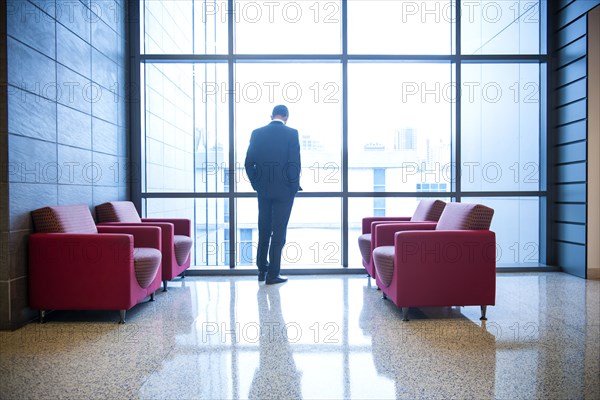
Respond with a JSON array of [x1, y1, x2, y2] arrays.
[[348, 63, 454, 192], [195, 198, 230, 267], [144, 63, 195, 193], [144, 63, 229, 193], [348, 0, 455, 55], [235, 63, 342, 193], [235, 1, 341, 54], [287, 198, 342, 267], [194, 0, 229, 54], [143, 0, 193, 54], [461, 64, 540, 191], [196, 63, 230, 193], [236, 198, 258, 268], [461, 0, 541, 55], [238, 197, 342, 268], [463, 197, 540, 265], [143, 0, 228, 54]]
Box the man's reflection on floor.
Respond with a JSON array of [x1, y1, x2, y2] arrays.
[[248, 286, 303, 399]]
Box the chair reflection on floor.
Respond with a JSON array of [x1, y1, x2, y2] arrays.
[[359, 285, 497, 398], [249, 286, 302, 400]]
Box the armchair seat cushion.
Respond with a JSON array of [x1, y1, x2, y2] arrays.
[[358, 233, 372, 264], [133, 248, 162, 289], [372, 246, 395, 287], [173, 235, 193, 266]]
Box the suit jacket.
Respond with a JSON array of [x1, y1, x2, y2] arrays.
[[244, 121, 301, 198]]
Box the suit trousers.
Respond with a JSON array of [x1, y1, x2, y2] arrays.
[[256, 193, 296, 278]]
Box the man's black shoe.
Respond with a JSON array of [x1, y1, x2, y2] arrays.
[[258, 271, 267, 282], [265, 275, 288, 285]]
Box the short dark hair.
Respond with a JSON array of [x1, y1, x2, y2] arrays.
[[272, 105, 289, 118]]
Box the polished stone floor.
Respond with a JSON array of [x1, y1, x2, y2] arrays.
[[0, 272, 598, 399]]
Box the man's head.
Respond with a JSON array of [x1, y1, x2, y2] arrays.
[[271, 105, 289, 123]]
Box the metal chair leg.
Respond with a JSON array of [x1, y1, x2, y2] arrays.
[[39, 310, 46, 324], [119, 310, 126, 324], [402, 307, 409, 321], [480, 305, 487, 320], [150, 292, 155, 301], [162, 280, 168, 292]]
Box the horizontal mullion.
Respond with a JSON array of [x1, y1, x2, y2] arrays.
[[458, 191, 547, 197], [141, 54, 230, 62], [143, 192, 236, 198], [141, 191, 546, 199], [140, 54, 548, 63]]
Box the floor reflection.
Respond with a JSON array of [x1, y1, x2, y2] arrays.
[[0, 273, 597, 399], [359, 285, 497, 399], [249, 286, 302, 399]]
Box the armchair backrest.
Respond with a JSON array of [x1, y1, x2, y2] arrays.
[[410, 199, 446, 222], [435, 203, 494, 230], [96, 201, 142, 223], [31, 205, 98, 233]]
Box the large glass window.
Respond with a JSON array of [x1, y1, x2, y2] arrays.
[[461, 63, 540, 192], [348, 0, 455, 54], [234, 63, 342, 193], [348, 62, 454, 192], [461, 1, 542, 55], [235, 1, 342, 54], [142, 0, 228, 54], [138, 0, 547, 269], [142, 63, 229, 194]]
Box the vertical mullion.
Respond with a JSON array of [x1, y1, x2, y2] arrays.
[[129, 0, 142, 210], [341, 0, 349, 267], [228, 0, 236, 268], [540, 1, 550, 264], [191, 1, 198, 267], [455, 0, 461, 202]]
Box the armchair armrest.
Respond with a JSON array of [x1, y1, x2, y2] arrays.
[[99, 221, 174, 240], [362, 216, 411, 234], [394, 230, 496, 276], [142, 218, 191, 236], [97, 225, 161, 250], [29, 233, 133, 271], [374, 222, 437, 247]]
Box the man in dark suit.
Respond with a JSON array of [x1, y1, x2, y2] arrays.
[[244, 105, 301, 285]]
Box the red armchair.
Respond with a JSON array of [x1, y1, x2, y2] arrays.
[[29, 204, 162, 323], [372, 202, 496, 321], [358, 199, 446, 281], [95, 201, 193, 291]]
